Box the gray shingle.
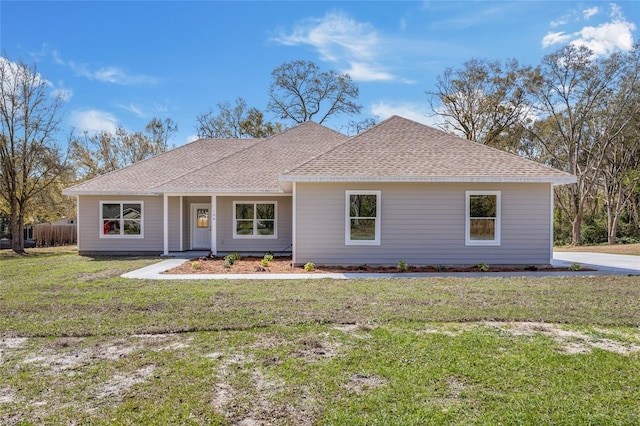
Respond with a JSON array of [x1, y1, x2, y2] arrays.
[[281, 116, 575, 184]]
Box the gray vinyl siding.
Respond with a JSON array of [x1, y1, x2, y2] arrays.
[[77, 195, 164, 254], [216, 196, 293, 255], [294, 182, 552, 266]]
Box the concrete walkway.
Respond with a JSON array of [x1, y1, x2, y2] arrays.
[[121, 251, 639, 280]]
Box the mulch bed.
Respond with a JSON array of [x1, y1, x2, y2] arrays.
[[163, 256, 575, 275]]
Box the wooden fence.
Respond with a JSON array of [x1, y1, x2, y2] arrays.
[[33, 223, 77, 247]]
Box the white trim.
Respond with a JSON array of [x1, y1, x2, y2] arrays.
[[280, 175, 576, 185], [232, 201, 278, 239], [292, 182, 297, 265], [190, 203, 211, 250], [179, 196, 184, 252], [99, 201, 144, 239], [345, 190, 381, 246], [163, 194, 169, 256], [550, 185, 554, 264], [465, 191, 501, 246], [63, 191, 160, 196], [76, 196, 81, 252], [153, 189, 288, 195], [211, 195, 217, 255]]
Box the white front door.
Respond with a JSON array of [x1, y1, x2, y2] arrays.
[[191, 204, 211, 250]]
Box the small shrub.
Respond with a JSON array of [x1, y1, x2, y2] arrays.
[[570, 263, 582, 271], [397, 260, 408, 272], [191, 261, 200, 270], [222, 259, 233, 269], [477, 263, 489, 272], [436, 264, 447, 272], [304, 262, 315, 272], [224, 253, 241, 265], [261, 253, 274, 267]]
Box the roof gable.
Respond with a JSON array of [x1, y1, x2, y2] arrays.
[[281, 116, 575, 184], [152, 121, 349, 193], [63, 137, 260, 195]]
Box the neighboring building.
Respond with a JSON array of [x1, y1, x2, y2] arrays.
[[62, 116, 575, 266]]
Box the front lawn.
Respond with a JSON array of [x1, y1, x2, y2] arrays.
[[1, 248, 640, 424]]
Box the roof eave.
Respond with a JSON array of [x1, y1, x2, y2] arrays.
[[61, 189, 159, 196], [279, 175, 577, 185]]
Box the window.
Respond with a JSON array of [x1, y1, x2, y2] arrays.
[[100, 201, 143, 238], [346, 191, 381, 245], [196, 208, 209, 228], [233, 202, 277, 238], [466, 191, 500, 245]]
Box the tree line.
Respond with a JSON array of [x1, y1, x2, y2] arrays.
[[427, 42, 640, 246], [1, 40, 639, 253]]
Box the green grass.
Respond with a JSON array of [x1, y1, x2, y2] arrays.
[[2, 248, 640, 424]]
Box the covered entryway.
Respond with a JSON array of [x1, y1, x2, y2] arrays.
[[190, 203, 212, 250]]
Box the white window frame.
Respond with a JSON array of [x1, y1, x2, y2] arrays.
[[233, 201, 278, 239], [345, 190, 381, 246], [99, 201, 144, 238], [465, 191, 500, 246]]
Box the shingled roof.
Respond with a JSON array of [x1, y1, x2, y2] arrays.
[[63, 115, 574, 196], [280, 116, 575, 184], [63, 137, 259, 195], [63, 121, 348, 195]]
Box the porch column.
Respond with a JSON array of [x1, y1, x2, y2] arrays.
[[179, 196, 184, 252], [210, 195, 217, 255], [292, 182, 297, 266], [163, 193, 169, 256]]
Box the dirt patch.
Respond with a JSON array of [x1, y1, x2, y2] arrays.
[[164, 256, 572, 275], [485, 321, 640, 355], [97, 364, 156, 399], [0, 386, 16, 404], [344, 373, 387, 394], [0, 338, 28, 349]]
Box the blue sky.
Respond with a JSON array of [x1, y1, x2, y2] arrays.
[[2, 1, 638, 146]]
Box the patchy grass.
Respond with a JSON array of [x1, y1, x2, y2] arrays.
[[2, 248, 640, 424], [555, 243, 640, 256]]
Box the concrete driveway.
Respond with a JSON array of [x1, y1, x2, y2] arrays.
[[553, 251, 640, 275]]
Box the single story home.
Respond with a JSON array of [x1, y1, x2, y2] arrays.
[[62, 115, 576, 266]]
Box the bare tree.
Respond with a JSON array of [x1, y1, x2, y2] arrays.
[[426, 58, 538, 150], [0, 55, 66, 253], [528, 44, 635, 245], [267, 60, 361, 125], [69, 117, 176, 180], [196, 97, 281, 139]]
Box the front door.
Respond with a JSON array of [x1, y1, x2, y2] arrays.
[[191, 204, 211, 250]]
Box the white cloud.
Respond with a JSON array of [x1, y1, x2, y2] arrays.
[[542, 31, 573, 48], [344, 62, 396, 82], [0, 56, 50, 88], [69, 62, 159, 86], [117, 103, 146, 118], [51, 87, 73, 101], [542, 3, 636, 56], [371, 101, 437, 126], [70, 109, 118, 134], [583, 7, 599, 20], [571, 20, 636, 56], [272, 11, 400, 83], [186, 134, 200, 144]]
